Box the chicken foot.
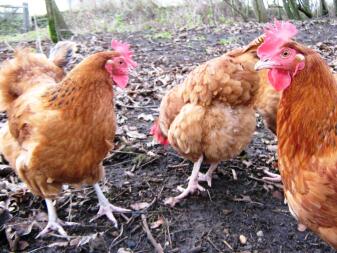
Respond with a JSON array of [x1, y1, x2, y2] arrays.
[[188, 163, 218, 187], [36, 199, 69, 239], [90, 183, 131, 228], [262, 169, 282, 183], [165, 155, 205, 207]]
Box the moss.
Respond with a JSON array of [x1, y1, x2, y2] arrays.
[[153, 31, 172, 40], [48, 19, 58, 43]]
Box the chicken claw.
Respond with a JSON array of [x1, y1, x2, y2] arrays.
[[262, 169, 282, 183], [36, 220, 68, 239], [36, 199, 68, 239], [165, 155, 204, 207], [90, 184, 130, 227]]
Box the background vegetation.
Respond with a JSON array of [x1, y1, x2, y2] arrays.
[[0, 0, 336, 42]]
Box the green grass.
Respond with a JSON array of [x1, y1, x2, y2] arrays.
[[0, 28, 49, 42], [218, 37, 236, 46], [152, 31, 172, 40]]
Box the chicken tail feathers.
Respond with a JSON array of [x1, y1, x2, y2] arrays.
[[48, 41, 77, 68]]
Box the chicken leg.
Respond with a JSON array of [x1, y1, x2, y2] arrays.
[[165, 155, 205, 207], [36, 199, 68, 238], [90, 183, 131, 228], [192, 163, 218, 187]]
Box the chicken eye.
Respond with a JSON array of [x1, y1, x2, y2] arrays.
[[281, 50, 291, 58]]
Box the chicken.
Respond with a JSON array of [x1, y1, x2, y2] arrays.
[[151, 42, 263, 207], [0, 40, 137, 237], [255, 20, 337, 249]]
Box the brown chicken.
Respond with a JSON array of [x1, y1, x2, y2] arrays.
[[150, 40, 268, 207], [0, 40, 136, 237], [255, 20, 337, 249], [227, 38, 279, 136]]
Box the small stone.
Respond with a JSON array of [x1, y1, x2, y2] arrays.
[[117, 248, 133, 253], [239, 235, 247, 245], [256, 230, 264, 237], [222, 209, 233, 216]]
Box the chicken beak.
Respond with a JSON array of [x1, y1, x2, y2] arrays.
[[254, 60, 277, 71]]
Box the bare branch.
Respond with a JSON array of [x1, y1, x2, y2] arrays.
[[222, 0, 248, 21]]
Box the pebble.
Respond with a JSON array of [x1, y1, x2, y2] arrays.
[[117, 248, 133, 253], [239, 234, 247, 245], [256, 230, 264, 237]]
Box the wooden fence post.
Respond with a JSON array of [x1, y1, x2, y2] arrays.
[[23, 2, 30, 32]]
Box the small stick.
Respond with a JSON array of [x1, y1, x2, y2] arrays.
[[109, 224, 124, 250], [4, 40, 14, 51], [231, 169, 237, 181], [141, 214, 164, 253], [167, 163, 190, 169], [163, 216, 172, 247], [223, 239, 233, 251], [33, 15, 43, 54], [248, 175, 283, 189]]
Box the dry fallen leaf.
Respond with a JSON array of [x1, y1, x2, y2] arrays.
[[150, 216, 164, 229], [137, 113, 154, 122], [242, 160, 252, 168], [123, 126, 147, 139], [130, 202, 150, 210], [117, 248, 133, 253]]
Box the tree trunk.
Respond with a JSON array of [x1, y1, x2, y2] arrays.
[[319, 0, 329, 16], [45, 0, 72, 43], [298, 0, 313, 18], [333, 0, 337, 16], [252, 0, 268, 22], [282, 0, 294, 18], [223, 0, 249, 21], [288, 0, 301, 19]]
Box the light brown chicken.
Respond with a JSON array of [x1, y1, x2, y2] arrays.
[[151, 39, 268, 207], [0, 40, 136, 237]]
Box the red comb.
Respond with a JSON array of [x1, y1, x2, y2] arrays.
[[111, 40, 137, 68], [257, 19, 298, 58]]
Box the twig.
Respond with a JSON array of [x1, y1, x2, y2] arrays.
[[109, 224, 124, 250], [141, 214, 164, 253], [187, 247, 204, 253], [207, 237, 223, 252], [167, 163, 190, 169], [27, 246, 49, 253], [4, 40, 14, 51], [163, 216, 172, 247], [33, 15, 43, 54], [222, 0, 248, 21], [137, 157, 160, 169], [108, 236, 128, 250], [231, 169, 237, 181], [223, 239, 233, 251], [115, 100, 157, 109], [249, 175, 283, 189]]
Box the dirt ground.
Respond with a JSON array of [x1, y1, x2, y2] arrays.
[[0, 20, 337, 253]]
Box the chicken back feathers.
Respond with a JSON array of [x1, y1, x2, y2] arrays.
[[227, 36, 280, 135], [153, 50, 260, 163], [182, 54, 259, 107]]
